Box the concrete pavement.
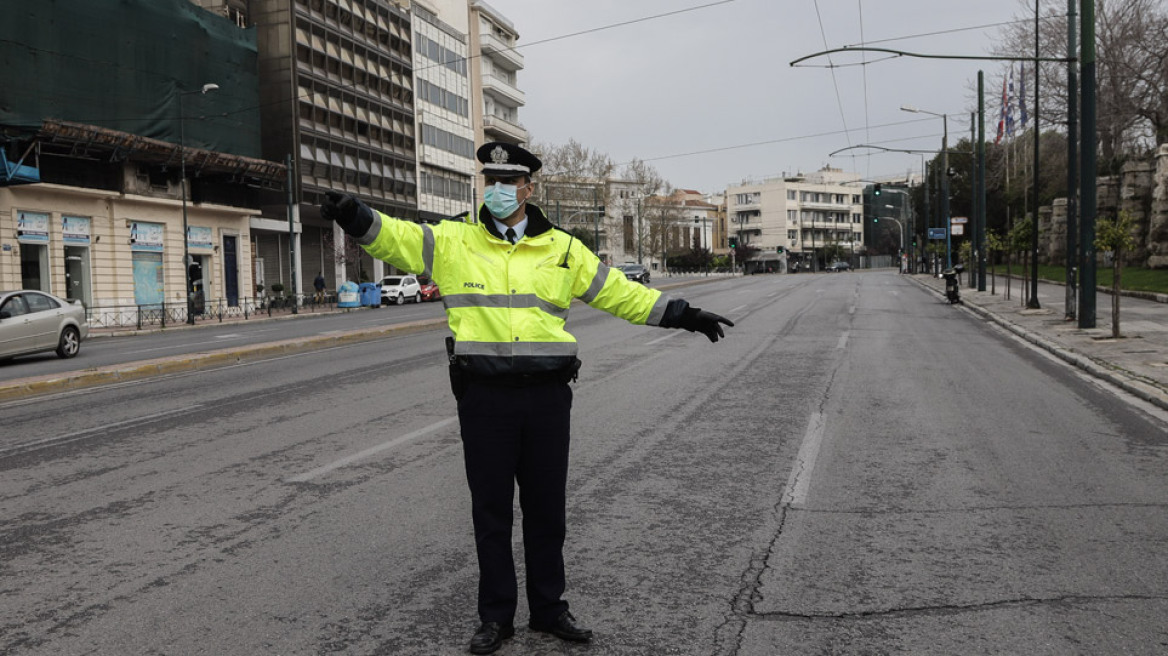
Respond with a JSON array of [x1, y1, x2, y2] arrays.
[[910, 273, 1168, 412]]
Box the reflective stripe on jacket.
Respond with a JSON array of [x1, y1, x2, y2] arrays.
[[358, 202, 672, 378]]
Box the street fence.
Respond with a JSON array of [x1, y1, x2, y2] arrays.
[[86, 294, 337, 330]]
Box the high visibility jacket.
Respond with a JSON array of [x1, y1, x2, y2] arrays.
[[359, 202, 676, 378]]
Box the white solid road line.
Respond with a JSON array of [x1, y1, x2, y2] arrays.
[[782, 411, 827, 508], [286, 416, 459, 483], [0, 405, 204, 456]]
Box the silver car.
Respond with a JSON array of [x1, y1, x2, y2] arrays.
[[0, 290, 89, 360]]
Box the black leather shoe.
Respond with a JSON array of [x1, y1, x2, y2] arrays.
[[469, 621, 514, 654], [529, 610, 593, 643]]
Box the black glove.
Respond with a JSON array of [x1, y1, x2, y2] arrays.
[[677, 306, 734, 343], [321, 191, 375, 238]]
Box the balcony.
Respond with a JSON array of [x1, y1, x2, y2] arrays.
[[480, 31, 524, 71], [483, 114, 528, 143], [482, 73, 526, 107]]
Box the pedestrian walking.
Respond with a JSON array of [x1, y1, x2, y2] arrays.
[[313, 272, 326, 304], [321, 141, 732, 654]]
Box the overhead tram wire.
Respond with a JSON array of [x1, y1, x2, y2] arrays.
[[622, 116, 937, 166], [857, 0, 872, 179], [59, 0, 738, 126], [812, 0, 855, 156], [843, 15, 1065, 48]]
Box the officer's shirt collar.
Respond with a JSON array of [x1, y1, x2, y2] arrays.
[[491, 214, 529, 243]]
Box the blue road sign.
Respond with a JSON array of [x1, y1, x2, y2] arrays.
[[928, 228, 948, 240]]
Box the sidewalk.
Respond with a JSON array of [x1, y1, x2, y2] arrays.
[[910, 273, 1168, 412]]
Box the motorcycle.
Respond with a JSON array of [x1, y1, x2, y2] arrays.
[[942, 264, 964, 304]]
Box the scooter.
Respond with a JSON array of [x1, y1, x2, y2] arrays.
[[942, 264, 964, 304]]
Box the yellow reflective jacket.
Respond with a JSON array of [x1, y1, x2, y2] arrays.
[[359, 202, 676, 378]]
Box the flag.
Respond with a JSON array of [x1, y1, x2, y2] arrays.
[[1018, 63, 1028, 128], [995, 73, 1007, 144], [1005, 64, 1016, 138]]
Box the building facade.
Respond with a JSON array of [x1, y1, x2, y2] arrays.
[[1, 0, 282, 322], [250, 0, 418, 293], [726, 166, 864, 270], [411, 0, 476, 222]]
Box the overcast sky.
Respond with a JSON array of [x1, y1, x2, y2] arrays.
[[484, 0, 1041, 192]]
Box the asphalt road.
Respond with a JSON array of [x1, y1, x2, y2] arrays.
[[2, 271, 1166, 655]]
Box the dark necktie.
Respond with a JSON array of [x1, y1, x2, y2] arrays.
[[505, 227, 517, 245]]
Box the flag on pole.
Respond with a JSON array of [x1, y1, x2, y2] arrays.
[[1005, 64, 1016, 138], [1018, 63, 1028, 128], [995, 72, 1007, 144]]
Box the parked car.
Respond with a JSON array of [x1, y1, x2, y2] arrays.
[[827, 261, 852, 272], [417, 275, 442, 302], [379, 275, 422, 305], [616, 263, 651, 284], [0, 290, 89, 360]]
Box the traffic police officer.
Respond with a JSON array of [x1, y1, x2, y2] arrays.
[[322, 142, 732, 654]]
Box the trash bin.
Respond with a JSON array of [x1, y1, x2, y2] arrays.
[[359, 282, 381, 307], [336, 281, 361, 308]]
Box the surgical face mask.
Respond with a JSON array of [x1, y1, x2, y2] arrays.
[[484, 181, 528, 218]]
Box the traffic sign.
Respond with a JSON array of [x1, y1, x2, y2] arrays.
[[928, 228, 947, 239], [951, 216, 968, 224], [951, 225, 965, 236]]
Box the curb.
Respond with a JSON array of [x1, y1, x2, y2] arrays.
[[0, 316, 447, 403], [908, 277, 1168, 413], [0, 277, 725, 403]]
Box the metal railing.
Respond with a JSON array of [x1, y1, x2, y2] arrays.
[[86, 294, 338, 330]]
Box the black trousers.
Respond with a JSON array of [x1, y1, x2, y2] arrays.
[[457, 380, 573, 624]]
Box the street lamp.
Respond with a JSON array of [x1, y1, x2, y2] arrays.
[[877, 203, 906, 270], [901, 104, 950, 269], [177, 82, 219, 325]]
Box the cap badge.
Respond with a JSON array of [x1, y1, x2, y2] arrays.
[[490, 145, 509, 164]]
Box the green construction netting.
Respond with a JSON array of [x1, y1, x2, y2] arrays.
[[0, 0, 262, 158]]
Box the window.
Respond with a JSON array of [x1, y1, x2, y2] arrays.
[[787, 210, 797, 222], [788, 230, 798, 240], [787, 190, 797, 200], [24, 292, 59, 313]]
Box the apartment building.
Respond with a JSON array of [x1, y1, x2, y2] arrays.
[[725, 166, 864, 270], [411, 0, 476, 222], [250, 0, 418, 292], [468, 1, 527, 212]]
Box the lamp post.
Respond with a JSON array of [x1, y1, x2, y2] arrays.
[[876, 204, 906, 270], [177, 82, 219, 325], [901, 105, 950, 269]]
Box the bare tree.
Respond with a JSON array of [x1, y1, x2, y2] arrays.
[[992, 0, 1168, 166]]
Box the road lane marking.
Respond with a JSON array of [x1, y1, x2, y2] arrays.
[[837, 331, 850, 349], [0, 405, 204, 456], [287, 416, 459, 483], [646, 331, 683, 345], [782, 411, 826, 508]]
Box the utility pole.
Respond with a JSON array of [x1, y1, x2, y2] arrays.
[[1079, 0, 1097, 328], [1027, 3, 1042, 309], [1065, 0, 1079, 320]]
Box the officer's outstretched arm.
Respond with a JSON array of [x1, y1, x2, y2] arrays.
[[657, 298, 734, 343]]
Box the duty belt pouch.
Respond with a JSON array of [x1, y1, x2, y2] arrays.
[[559, 358, 582, 385], [446, 336, 467, 400]]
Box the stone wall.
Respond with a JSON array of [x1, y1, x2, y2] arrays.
[[1149, 144, 1168, 269], [1038, 147, 1168, 269]]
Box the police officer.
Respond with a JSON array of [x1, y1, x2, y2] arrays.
[[321, 142, 732, 654]]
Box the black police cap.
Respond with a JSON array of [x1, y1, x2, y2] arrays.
[[477, 141, 542, 178]]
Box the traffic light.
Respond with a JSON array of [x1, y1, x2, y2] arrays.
[[776, 246, 784, 253], [728, 236, 738, 249], [873, 183, 882, 196], [872, 217, 879, 223]]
